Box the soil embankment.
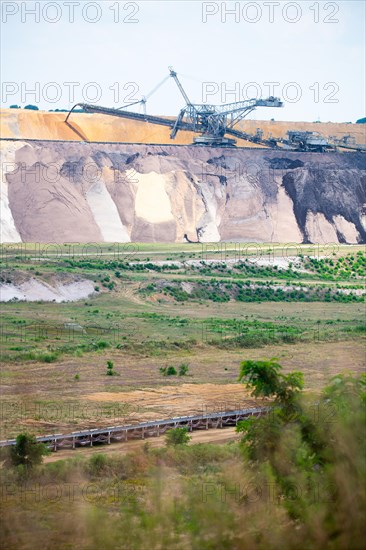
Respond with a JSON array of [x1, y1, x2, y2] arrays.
[[1, 139, 365, 243], [1, 108, 364, 145]]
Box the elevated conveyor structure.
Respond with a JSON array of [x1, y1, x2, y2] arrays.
[[0, 407, 270, 452]]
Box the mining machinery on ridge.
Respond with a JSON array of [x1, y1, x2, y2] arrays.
[[66, 67, 283, 148], [167, 67, 283, 146], [65, 67, 365, 152]]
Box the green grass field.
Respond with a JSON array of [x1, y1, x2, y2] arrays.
[[0, 244, 364, 438]]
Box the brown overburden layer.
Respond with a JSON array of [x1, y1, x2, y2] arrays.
[[1, 108, 365, 145]]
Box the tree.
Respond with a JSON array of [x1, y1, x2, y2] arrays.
[[238, 358, 282, 398], [165, 427, 191, 446], [238, 358, 303, 405], [24, 104, 39, 110], [236, 363, 366, 525], [237, 359, 305, 460], [10, 433, 49, 468], [106, 360, 115, 376], [275, 371, 304, 405]]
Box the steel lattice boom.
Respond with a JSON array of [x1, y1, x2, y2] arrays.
[[66, 67, 284, 148], [168, 67, 283, 146], [64, 68, 361, 152]]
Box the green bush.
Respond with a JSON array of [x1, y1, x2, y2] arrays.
[[160, 366, 177, 376], [106, 360, 115, 376], [95, 341, 110, 350], [179, 363, 189, 376], [89, 453, 108, 475], [165, 427, 191, 446], [10, 433, 49, 468]]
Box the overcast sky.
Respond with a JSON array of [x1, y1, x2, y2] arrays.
[[1, 0, 365, 122]]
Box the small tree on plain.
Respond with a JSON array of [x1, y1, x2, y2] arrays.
[[165, 427, 191, 447], [106, 360, 115, 376], [159, 366, 177, 376], [238, 358, 303, 405], [10, 433, 49, 468], [179, 363, 189, 376]]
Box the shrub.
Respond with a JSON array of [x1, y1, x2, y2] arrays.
[[95, 341, 109, 350], [165, 427, 191, 446], [106, 360, 115, 376], [160, 366, 177, 376], [41, 352, 59, 363], [89, 453, 108, 475], [179, 363, 189, 376]]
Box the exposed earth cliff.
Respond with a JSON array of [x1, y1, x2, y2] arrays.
[[1, 140, 365, 243]]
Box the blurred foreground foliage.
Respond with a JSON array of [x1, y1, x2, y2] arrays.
[[1, 367, 365, 549]]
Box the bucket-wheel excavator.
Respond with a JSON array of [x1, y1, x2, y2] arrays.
[[66, 67, 283, 147], [65, 68, 365, 151]]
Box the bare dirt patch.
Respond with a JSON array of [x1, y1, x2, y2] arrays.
[[85, 383, 258, 420], [1, 340, 364, 439]]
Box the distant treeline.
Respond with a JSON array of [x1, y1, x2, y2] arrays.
[[9, 105, 85, 113]]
